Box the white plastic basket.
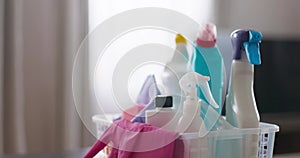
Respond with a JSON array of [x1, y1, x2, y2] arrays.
[[92, 114, 279, 158]]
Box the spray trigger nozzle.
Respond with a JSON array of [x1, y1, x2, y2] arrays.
[[231, 30, 262, 65], [179, 72, 219, 108], [243, 30, 262, 65]]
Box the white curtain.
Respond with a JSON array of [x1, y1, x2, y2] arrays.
[[0, 0, 92, 155]]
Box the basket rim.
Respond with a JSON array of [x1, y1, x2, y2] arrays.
[[92, 114, 280, 139]]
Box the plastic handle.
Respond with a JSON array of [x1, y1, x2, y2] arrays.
[[198, 81, 219, 108]]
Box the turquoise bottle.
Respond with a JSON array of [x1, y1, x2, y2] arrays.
[[191, 23, 224, 115]]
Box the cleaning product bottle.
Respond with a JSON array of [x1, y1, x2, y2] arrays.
[[161, 34, 190, 97], [226, 29, 262, 158], [145, 95, 177, 130], [191, 23, 224, 114], [177, 72, 217, 158], [177, 72, 218, 133]]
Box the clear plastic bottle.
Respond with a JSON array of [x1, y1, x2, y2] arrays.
[[176, 72, 218, 133], [177, 72, 218, 158]]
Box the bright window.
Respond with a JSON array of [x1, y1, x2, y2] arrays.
[[88, 0, 215, 113]]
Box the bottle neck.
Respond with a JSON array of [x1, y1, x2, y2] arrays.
[[165, 43, 189, 74], [229, 60, 254, 96], [183, 98, 200, 115], [173, 43, 189, 61], [231, 60, 254, 75], [232, 48, 254, 74]]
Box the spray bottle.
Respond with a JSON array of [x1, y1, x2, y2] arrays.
[[226, 29, 262, 158], [177, 72, 218, 133], [177, 72, 219, 133], [177, 72, 218, 158], [191, 23, 224, 115]]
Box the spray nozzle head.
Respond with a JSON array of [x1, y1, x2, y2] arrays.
[[179, 72, 219, 108], [231, 29, 262, 65]]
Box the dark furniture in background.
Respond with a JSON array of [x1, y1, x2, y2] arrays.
[[255, 40, 300, 154]]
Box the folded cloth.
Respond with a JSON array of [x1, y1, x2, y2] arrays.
[[85, 119, 181, 158], [122, 104, 145, 121], [135, 75, 160, 105]]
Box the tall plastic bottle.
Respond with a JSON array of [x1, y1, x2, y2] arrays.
[[177, 72, 218, 158], [177, 72, 219, 133], [191, 23, 224, 114], [226, 29, 262, 158], [161, 34, 190, 97]]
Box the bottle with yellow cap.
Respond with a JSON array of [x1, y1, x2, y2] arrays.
[[161, 34, 191, 97], [161, 34, 191, 115]]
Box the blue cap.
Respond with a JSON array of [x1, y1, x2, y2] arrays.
[[231, 29, 262, 65]]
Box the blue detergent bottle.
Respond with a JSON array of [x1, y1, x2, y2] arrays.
[[191, 23, 224, 115]]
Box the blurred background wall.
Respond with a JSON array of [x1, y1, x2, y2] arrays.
[[215, 0, 300, 154], [216, 0, 300, 38]]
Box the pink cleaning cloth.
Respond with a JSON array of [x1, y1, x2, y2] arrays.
[[85, 119, 182, 158], [122, 104, 145, 121]]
